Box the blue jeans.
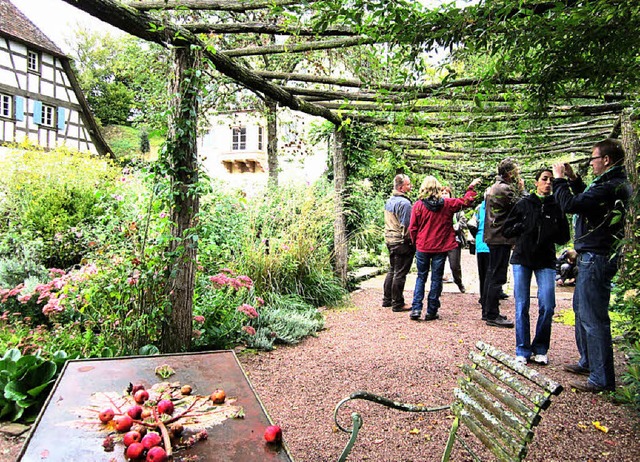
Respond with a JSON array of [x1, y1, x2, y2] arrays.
[[573, 252, 618, 389], [411, 252, 447, 317], [513, 265, 556, 358]]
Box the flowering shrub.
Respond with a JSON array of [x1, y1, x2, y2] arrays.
[[192, 269, 263, 349]]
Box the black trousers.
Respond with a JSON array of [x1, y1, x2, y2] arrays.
[[476, 251, 490, 300], [383, 242, 415, 309], [481, 244, 511, 320]]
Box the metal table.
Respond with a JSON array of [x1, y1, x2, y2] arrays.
[[19, 350, 293, 461]]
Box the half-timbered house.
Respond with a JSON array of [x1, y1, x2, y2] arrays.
[[0, 0, 110, 155]]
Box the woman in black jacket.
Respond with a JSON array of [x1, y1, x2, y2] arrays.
[[503, 168, 570, 365]]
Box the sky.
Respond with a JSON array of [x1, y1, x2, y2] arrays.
[[12, 0, 123, 53]]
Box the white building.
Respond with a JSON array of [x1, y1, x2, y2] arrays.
[[198, 108, 329, 191], [0, 0, 110, 156]]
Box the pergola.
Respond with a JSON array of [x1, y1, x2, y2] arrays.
[[58, 0, 639, 351]]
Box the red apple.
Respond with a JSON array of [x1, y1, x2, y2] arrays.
[[157, 399, 174, 415], [125, 441, 145, 459], [264, 425, 282, 444], [127, 405, 143, 419], [141, 432, 162, 450], [210, 389, 226, 404], [115, 415, 134, 432], [98, 408, 115, 423], [146, 446, 168, 462], [123, 430, 142, 447], [134, 389, 149, 404]]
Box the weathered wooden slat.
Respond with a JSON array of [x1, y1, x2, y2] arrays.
[[459, 380, 534, 442], [476, 341, 564, 395], [453, 388, 524, 458], [468, 351, 550, 409], [458, 409, 516, 462], [462, 364, 538, 425]]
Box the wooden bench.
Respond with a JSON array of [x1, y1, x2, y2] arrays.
[[334, 341, 564, 462]]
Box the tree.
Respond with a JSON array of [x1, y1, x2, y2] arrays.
[[68, 28, 171, 129]]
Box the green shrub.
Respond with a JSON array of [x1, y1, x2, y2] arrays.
[[231, 182, 346, 307], [0, 147, 119, 270], [245, 293, 324, 351]]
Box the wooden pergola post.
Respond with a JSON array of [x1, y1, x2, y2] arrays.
[[333, 126, 348, 283], [160, 45, 202, 353]]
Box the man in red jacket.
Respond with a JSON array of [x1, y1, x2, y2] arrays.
[[408, 176, 481, 321]]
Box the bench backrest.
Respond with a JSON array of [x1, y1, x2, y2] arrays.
[[442, 341, 564, 461]]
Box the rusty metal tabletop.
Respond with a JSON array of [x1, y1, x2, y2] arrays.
[[18, 350, 293, 461]]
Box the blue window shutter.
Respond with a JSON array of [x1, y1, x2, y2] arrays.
[[14, 96, 25, 121], [57, 107, 66, 131], [33, 100, 42, 124]]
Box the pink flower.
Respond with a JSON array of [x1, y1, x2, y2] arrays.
[[242, 325, 256, 336], [193, 329, 202, 338], [193, 315, 205, 323], [237, 304, 259, 319], [256, 297, 265, 307]]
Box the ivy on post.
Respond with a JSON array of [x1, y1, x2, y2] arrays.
[[333, 125, 348, 283], [160, 44, 203, 353]]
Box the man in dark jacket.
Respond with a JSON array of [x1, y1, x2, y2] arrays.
[[504, 168, 570, 366], [382, 174, 414, 312], [553, 139, 632, 392], [482, 158, 524, 328]]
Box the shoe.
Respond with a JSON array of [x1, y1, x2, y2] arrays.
[[499, 292, 509, 300], [410, 313, 421, 321], [424, 313, 440, 321], [392, 305, 411, 312], [531, 354, 549, 365], [486, 317, 514, 328], [382, 301, 392, 307], [564, 364, 590, 376], [481, 314, 507, 321], [515, 356, 528, 365], [569, 380, 614, 393], [457, 284, 466, 293]]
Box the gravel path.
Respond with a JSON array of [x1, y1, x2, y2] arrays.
[[239, 254, 640, 462]]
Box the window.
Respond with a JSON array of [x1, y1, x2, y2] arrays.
[[258, 126, 264, 150], [0, 94, 11, 118], [232, 127, 246, 150], [27, 50, 40, 73], [34, 101, 56, 127], [41, 105, 55, 127]]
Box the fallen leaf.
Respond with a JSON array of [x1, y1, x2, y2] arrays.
[[399, 335, 407, 340], [409, 428, 421, 435], [592, 421, 609, 433], [604, 440, 616, 446], [577, 423, 588, 430], [373, 439, 384, 444]]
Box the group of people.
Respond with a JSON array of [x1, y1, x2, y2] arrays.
[[382, 138, 632, 393]]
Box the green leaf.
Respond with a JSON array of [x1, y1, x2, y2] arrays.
[[4, 381, 28, 401]]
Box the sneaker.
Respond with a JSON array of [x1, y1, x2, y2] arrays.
[[382, 302, 392, 307], [486, 317, 514, 328], [564, 364, 590, 376], [424, 313, 440, 321], [531, 354, 549, 365], [569, 380, 614, 393], [457, 283, 466, 293], [515, 356, 528, 365], [481, 314, 507, 321], [410, 312, 421, 321]]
